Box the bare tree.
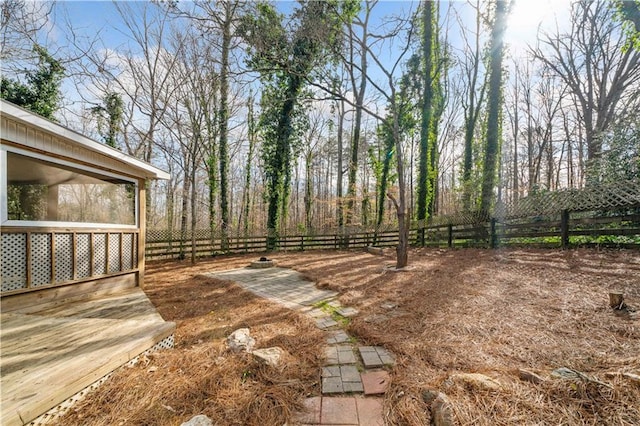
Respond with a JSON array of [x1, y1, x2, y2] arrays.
[[0, 0, 55, 70], [314, 4, 418, 267], [533, 0, 640, 182]]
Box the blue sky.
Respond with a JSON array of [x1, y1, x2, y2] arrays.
[[51, 0, 571, 60]]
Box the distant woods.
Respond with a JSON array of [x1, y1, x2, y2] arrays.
[[2, 0, 639, 263]]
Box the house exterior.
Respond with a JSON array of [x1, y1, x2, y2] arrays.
[[1, 99, 169, 302], [1, 100, 176, 425]]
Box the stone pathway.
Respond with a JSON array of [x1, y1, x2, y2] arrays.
[[208, 266, 396, 426]]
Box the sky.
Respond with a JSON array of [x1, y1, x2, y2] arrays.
[[50, 0, 573, 58]]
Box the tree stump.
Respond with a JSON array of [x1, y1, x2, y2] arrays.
[[609, 291, 626, 310]]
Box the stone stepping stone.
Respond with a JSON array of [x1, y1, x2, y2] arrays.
[[321, 365, 363, 394], [321, 397, 359, 424], [307, 308, 328, 318], [336, 307, 359, 318], [359, 346, 395, 368], [326, 330, 351, 344], [361, 370, 391, 395], [294, 397, 384, 425], [292, 396, 321, 424], [315, 316, 338, 330], [324, 345, 357, 365]]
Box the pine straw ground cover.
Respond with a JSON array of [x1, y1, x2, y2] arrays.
[[61, 248, 639, 425], [61, 254, 326, 426]]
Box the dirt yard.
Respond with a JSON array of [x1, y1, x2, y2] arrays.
[[62, 248, 640, 425]]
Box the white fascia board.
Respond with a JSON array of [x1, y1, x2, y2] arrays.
[[0, 100, 170, 180]]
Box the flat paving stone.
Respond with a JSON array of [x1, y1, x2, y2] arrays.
[[359, 346, 395, 368], [316, 316, 339, 330], [326, 330, 351, 344], [337, 345, 357, 364], [322, 366, 341, 378], [293, 396, 322, 424], [322, 377, 344, 394], [361, 370, 391, 395], [321, 397, 358, 425], [355, 397, 384, 426], [324, 346, 339, 365], [308, 308, 328, 318], [207, 267, 337, 309], [336, 307, 359, 318], [342, 381, 364, 393], [322, 365, 364, 394], [340, 365, 361, 382]]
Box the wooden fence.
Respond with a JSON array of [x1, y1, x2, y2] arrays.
[[145, 208, 640, 260]]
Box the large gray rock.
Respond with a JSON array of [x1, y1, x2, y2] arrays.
[[449, 373, 501, 391], [252, 347, 287, 368], [423, 389, 455, 426], [181, 414, 213, 426], [227, 328, 256, 353], [518, 369, 545, 384]]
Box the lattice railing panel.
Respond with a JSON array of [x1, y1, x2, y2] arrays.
[[76, 233, 91, 279], [1, 233, 27, 291], [108, 233, 121, 274], [54, 234, 73, 283], [122, 233, 134, 270], [31, 233, 52, 287], [93, 233, 107, 275]]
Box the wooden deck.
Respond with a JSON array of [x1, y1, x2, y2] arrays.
[[0, 288, 175, 426]]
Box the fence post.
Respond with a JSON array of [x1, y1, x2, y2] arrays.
[[560, 209, 570, 249], [448, 224, 453, 248], [490, 218, 498, 249], [300, 235, 304, 251]]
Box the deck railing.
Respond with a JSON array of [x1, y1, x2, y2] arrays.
[[1, 229, 138, 294]]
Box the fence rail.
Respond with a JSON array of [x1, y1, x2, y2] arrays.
[[145, 208, 640, 260]]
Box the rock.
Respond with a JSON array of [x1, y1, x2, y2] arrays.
[[551, 367, 581, 380], [252, 347, 287, 368], [366, 246, 385, 255], [518, 369, 545, 384], [431, 392, 455, 426], [181, 414, 213, 426], [421, 389, 439, 404], [623, 372, 640, 384], [450, 373, 501, 391], [227, 328, 255, 353], [551, 367, 613, 389]]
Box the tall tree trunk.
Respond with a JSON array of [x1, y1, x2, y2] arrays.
[[391, 95, 409, 269], [266, 76, 301, 250], [416, 0, 435, 245], [218, 2, 232, 251], [242, 95, 256, 239], [305, 153, 313, 231], [179, 172, 190, 260], [346, 11, 369, 225], [190, 156, 197, 264], [336, 98, 345, 228], [480, 0, 509, 214], [462, 0, 486, 212]]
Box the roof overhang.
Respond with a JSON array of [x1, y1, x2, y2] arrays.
[[0, 100, 170, 180]]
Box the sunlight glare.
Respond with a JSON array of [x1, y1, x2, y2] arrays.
[[505, 0, 572, 55]]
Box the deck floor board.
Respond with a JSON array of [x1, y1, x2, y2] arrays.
[[0, 288, 174, 426]]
